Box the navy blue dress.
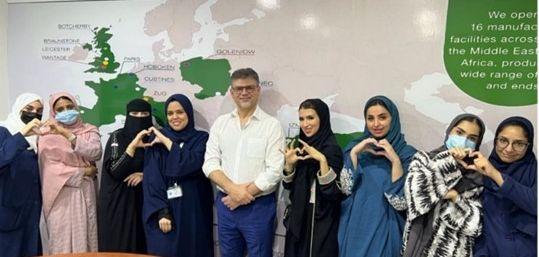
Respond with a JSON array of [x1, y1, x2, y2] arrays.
[[0, 127, 42, 257], [475, 117, 537, 257], [143, 130, 214, 257]]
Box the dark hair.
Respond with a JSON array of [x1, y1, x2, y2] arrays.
[[497, 121, 529, 139], [455, 116, 483, 130], [231, 68, 259, 84], [53, 96, 73, 109], [364, 99, 389, 116], [299, 99, 317, 111]]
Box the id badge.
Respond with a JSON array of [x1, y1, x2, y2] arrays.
[[167, 183, 183, 199], [309, 182, 316, 204]]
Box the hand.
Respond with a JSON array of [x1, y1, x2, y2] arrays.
[[20, 118, 42, 136], [148, 127, 164, 145], [227, 183, 255, 205], [124, 172, 143, 186], [43, 119, 70, 138], [280, 138, 302, 172], [471, 152, 494, 175], [130, 129, 152, 148], [369, 139, 400, 164], [449, 147, 472, 160], [222, 195, 241, 210], [84, 165, 97, 177], [297, 139, 326, 162], [149, 136, 161, 146], [457, 151, 497, 176], [444, 189, 459, 203], [158, 217, 172, 233], [349, 137, 379, 169], [468, 151, 504, 186], [148, 127, 172, 150], [126, 130, 152, 157], [351, 137, 379, 156]]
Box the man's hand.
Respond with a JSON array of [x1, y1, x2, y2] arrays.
[[222, 196, 241, 210], [227, 183, 255, 205]]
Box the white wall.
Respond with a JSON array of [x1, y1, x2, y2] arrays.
[[0, 0, 8, 118]]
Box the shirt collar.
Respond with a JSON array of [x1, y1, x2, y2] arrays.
[[231, 105, 264, 121]]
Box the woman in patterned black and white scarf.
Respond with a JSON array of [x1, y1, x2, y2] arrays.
[[395, 113, 485, 257]]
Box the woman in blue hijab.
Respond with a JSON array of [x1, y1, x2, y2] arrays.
[[473, 116, 536, 257], [143, 94, 214, 257], [338, 95, 417, 257]]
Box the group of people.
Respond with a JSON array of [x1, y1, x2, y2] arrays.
[[0, 67, 535, 257]]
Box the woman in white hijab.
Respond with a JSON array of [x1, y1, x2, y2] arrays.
[[0, 93, 44, 257]]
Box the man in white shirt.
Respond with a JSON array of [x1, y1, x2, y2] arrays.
[[203, 68, 285, 257]]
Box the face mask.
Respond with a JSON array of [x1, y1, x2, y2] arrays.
[[55, 109, 79, 125], [445, 135, 476, 150], [20, 111, 42, 124]]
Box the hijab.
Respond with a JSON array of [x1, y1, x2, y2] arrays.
[[429, 113, 485, 156], [142, 94, 205, 223], [288, 99, 343, 239], [117, 98, 153, 173], [48, 92, 96, 135], [343, 95, 416, 189], [489, 116, 536, 186], [161, 94, 198, 143], [431, 113, 486, 192], [122, 99, 153, 141], [39, 91, 100, 216], [488, 116, 537, 237], [0, 93, 42, 152]]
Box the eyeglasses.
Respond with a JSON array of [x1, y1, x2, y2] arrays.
[[496, 137, 529, 152], [231, 85, 257, 94]]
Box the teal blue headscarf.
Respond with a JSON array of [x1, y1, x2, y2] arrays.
[[344, 95, 415, 161], [343, 95, 416, 191], [338, 96, 417, 257]]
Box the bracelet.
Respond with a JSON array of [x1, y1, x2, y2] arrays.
[[68, 134, 77, 142]]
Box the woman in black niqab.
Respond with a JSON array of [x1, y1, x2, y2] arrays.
[[98, 98, 152, 253]]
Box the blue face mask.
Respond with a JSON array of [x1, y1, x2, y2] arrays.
[[445, 134, 476, 150], [55, 109, 79, 125]]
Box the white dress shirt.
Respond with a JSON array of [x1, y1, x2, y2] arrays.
[[203, 106, 285, 195]]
